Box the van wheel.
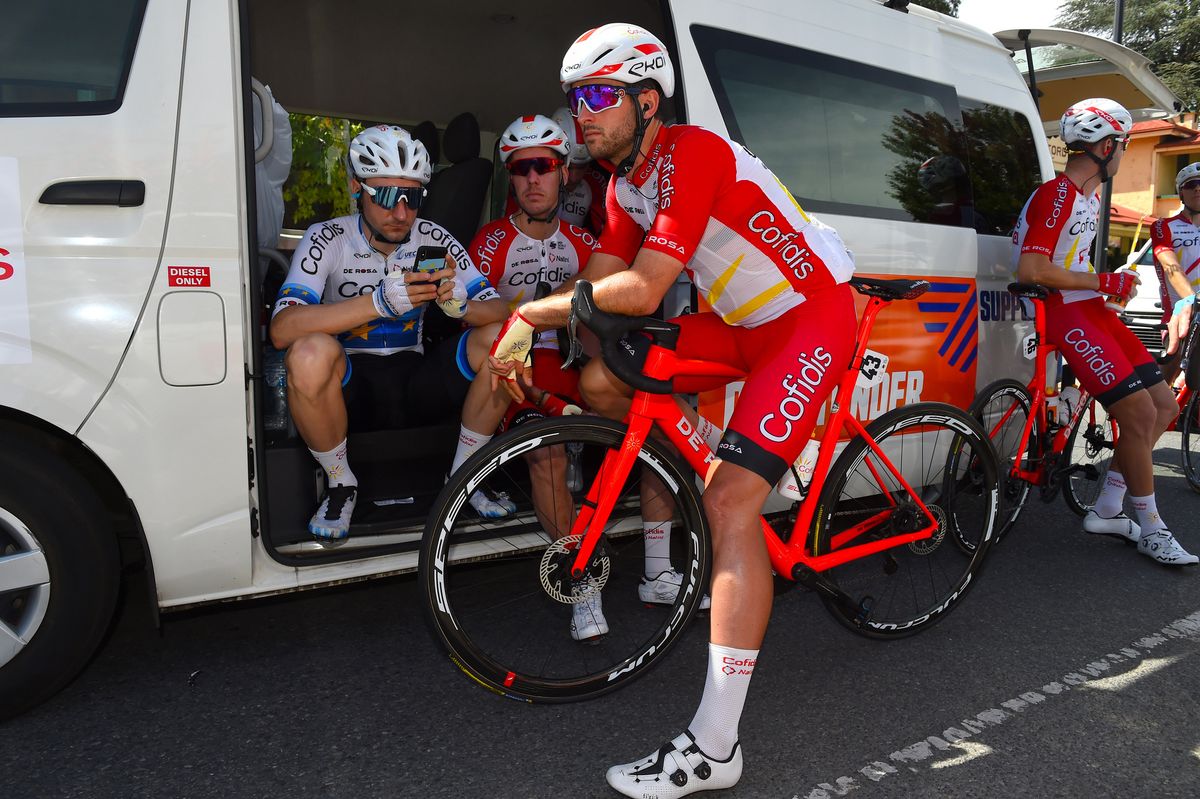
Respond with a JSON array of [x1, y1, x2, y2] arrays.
[[0, 432, 120, 721]]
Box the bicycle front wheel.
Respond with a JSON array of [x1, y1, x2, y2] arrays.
[[968, 379, 1034, 540], [811, 403, 999, 639], [1181, 392, 1200, 493], [419, 416, 711, 703], [1062, 397, 1117, 516]]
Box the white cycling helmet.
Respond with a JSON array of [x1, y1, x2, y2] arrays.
[[498, 115, 571, 164], [348, 125, 432, 184], [560, 23, 675, 98], [1176, 162, 1200, 192], [1060, 98, 1132, 147], [551, 107, 590, 165]]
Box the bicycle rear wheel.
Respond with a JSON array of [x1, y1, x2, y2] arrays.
[[968, 379, 1034, 540], [1062, 397, 1117, 516], [419, 416, 711, 703], [1180, 392, 1200, 494], [810, 403, 999, 639]]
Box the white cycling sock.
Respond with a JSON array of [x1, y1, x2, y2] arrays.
[[450, 426, 492, 475], [1093, 470, 1126, 518], [689, 643, 758, 760], [1130, 494, 1168, 536], [696, 415, 723, 452], [310, 439, 357, 487], [644, 521, 673, 578]]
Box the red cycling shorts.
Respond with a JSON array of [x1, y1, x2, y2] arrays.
[[1044, 292, 1162, 408], [499, 348, 583, 432], [666, 283, 857, 484]]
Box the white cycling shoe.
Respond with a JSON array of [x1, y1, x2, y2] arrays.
[[606, 730, 742, 799], [1082, 511, 1141, 544], [308, 485, 357, 542], [570, 587, 609, 641], [1137, 530, 1199, 566], [468, 490, 517, 519], [639, 570, 712, 611]]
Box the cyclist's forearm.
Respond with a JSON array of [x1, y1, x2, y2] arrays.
[[1016, 252, 1102, 292], [269, 296, 378, 350], [1159, 257, 1194, 303]]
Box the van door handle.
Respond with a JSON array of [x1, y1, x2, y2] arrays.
[[39, 180, 145, 207]]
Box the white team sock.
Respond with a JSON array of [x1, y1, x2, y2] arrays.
[[689, 643, 758, 760], [310, 439, 356, 487], [696, 415, 723, 452], [1093, 470, 1126, 519], [450, 426, 492, 475], [644, 520, 673, 578], [1130, 494, 1168, 536]]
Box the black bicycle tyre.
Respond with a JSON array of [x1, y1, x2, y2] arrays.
[[1180, 391, 1200, 494], [968, 379, 1034, 541], [1062, 397, 1118, 516], [811, 402, 999, 640], [419, 415, 711, 703]]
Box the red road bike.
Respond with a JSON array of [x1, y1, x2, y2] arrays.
[[421, 278, 999, 702]]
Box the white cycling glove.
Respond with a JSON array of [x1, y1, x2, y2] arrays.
[[372, 275, 417, 319], [438, 276, 469, 319]]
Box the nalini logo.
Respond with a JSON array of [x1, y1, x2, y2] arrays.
[[721, 656, 756, 675]]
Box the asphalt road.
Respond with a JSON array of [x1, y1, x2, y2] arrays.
[[3, 439, 1200, 799]]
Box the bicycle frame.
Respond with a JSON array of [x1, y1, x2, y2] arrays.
[[566, 294, 940, 582]]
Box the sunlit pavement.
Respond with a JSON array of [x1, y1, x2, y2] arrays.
[[2, 438, 1199, 798]]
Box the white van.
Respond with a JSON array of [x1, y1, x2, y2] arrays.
[[0, 0, 1178, 718]]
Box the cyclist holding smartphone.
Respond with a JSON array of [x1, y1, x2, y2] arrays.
[[270, 125, 508, 543], [1014, 100, 1196, 566], [489, 24, 857, 797]]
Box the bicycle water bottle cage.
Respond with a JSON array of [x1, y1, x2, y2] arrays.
[[848, 276, 929, 300], [1007, 283, 1049, 300], [568, 280, 679, 394]]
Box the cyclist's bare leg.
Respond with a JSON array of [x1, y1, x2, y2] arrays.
[[1106, 386, 1175, 496], [701, 462, 774, 648], [460, 324, 511, 435], [285, 332, 349, 451], [526, 445, 573, 538]]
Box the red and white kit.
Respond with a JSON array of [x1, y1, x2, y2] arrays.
[[1015, 175, 1159, 406], [598, 123, 857, 481], [1150, 211, 1200, 315]]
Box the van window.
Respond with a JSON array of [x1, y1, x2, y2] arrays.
[[0, 0, 147, 117], [690, 24, 972, 227], [959, 101, 1043, 237]]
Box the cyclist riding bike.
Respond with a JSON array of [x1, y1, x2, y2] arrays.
[[1014, 99, 1197, 567], [1153, 161, 1200, 384], [449, 115, 595, 524], [488, 23, 857, 797], [270, 125, 507, 543]]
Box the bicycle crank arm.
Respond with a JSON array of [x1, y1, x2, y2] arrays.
[[1053, 463, 1100, 482], [792, 565, 876, 627]]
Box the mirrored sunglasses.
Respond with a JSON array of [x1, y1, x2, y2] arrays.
[[1181, 179, 1200, 192], [507, 157, 564, 177], [361, 183, 426, 211], [1114, 135, 1130, 150], [569, 84, 628, 117]]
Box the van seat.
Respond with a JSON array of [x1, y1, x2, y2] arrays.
[[422, 112, 491, 247]]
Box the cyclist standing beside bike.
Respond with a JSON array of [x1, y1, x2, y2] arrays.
[[1014, 99, 1197, 566], [489, 23, 857, 797], [1153, 162, 1200, 383]]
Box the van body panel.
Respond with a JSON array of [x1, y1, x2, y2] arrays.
[[78, 0, 255, 605], [0, 0, 187, 434]]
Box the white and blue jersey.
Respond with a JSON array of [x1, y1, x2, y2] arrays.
[[272, 214, 499, 355]]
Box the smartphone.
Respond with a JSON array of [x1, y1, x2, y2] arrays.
[[414, 245, 448, 280]]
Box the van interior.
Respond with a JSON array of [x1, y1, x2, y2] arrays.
[[246, 1, 681, 563]]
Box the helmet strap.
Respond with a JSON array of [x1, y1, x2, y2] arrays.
[[515, 174, 567, 225], [1082, 140, 1117, 184], [356, 196, 411, 249], [616, 89, 648, 179]]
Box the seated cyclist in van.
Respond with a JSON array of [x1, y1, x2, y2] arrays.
[[269, 125, 508, 543], [448, 116, 596, 524]]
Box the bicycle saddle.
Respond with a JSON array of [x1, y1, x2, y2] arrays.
[[849, 276, 929, 300], [1007, 282, 1049, 300]]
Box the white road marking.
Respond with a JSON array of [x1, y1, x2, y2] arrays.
[[794, 609, 1200, 798]]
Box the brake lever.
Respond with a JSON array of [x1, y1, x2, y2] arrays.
[[562, 308, 584, 370]]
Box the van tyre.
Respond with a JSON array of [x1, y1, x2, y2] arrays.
[[0, 430, 120, 721]]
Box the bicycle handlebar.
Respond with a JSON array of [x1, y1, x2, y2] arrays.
[[567, 280, 679, 394]]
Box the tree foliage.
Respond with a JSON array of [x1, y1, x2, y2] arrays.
[[1055, 0, 1200, 110], [281, 114, 363, 229], [918, 0, 961, 16]]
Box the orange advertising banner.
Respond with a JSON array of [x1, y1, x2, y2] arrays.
[[697, 274, 978, 436]]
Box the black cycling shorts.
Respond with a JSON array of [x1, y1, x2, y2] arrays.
[[342, 332, 472, 432]]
